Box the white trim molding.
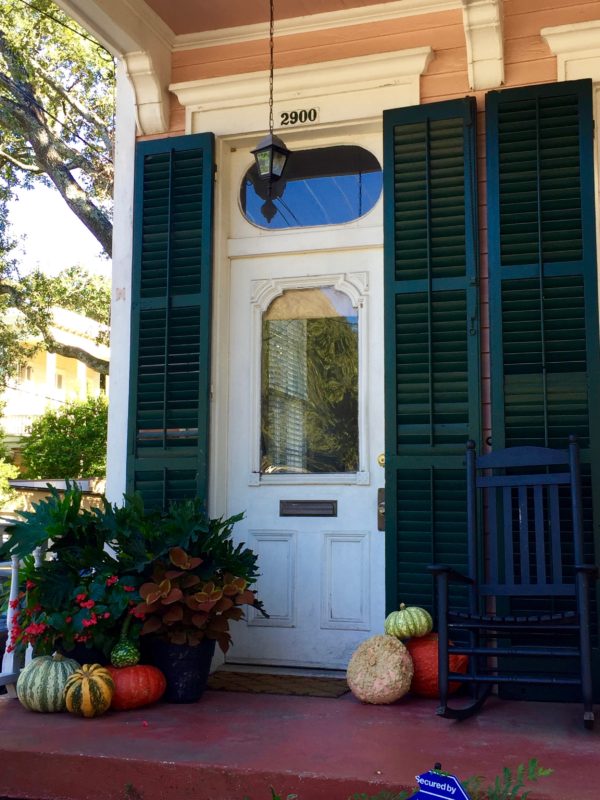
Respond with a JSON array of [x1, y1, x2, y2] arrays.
[[541, 21, 600, 84], [248, 272, 370, 488], [174, 0, 461, 51], [461, 0, 504, 90], [172, 48, 433, 136], [55, 0, 173, 134]]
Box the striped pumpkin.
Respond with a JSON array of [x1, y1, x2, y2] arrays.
[[384, 603, 433, 640], [64, 663, 114, 718], [17, 653, 80, 713]]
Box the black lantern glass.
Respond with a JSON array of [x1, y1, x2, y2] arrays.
[[252, 133, 290, 180]]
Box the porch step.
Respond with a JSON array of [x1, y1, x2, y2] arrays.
[[215, 662, 347, 679], [1, 690, 597, 800]]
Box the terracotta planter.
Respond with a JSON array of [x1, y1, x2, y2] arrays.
[[148, 638, 216, 703]]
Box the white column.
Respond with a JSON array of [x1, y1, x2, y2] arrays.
[[105, 59, 136, 504]]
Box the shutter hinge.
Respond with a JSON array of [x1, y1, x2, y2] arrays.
[[213, 164, 218, 182]]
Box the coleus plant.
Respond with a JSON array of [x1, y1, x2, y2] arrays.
[[134, 546, 267, 652]]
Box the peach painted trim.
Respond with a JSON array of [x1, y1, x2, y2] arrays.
[[173, 0, 461, 51]]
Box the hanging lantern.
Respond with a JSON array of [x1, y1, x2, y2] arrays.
[[252, 0, 291, 191], [252, 133, 290, 181]]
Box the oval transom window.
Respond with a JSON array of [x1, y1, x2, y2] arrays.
[[240, 145, 382, 229]]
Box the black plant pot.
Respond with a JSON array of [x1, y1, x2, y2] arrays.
[[149, 638, 216, 703], [60, 643, 107, 665]]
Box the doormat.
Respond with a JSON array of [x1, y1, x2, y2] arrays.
[[207, 670, 349, 698]]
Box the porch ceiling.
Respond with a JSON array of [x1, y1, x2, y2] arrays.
[[144, 0, 389, 36]]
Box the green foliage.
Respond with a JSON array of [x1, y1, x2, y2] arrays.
[[19, 265, 111, 343], [463, 759, 553, 800], [0, 1, 113, 382], [20, 395, 108, 479], [0, 484, 264, 656], [0, 405, 18, 505], [0, 0, 114, 218], [250, 761, 552, 800], [0, 455, 18, 505]]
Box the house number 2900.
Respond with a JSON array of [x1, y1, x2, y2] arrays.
[[280, 108, 319, 126]]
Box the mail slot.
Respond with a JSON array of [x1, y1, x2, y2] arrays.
[[280, 500, 337, 517]]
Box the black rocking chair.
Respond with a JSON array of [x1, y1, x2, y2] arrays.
[[428, 436, 598, 728]]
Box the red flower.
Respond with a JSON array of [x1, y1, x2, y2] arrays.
[[123, 585, 135, 593], [8, 599, 19, 610], [75, 593, 87, 603], [24, 622, 47, 636], [80, 599, 96, 609], [106, 576, 118, 587], [65, 616, 72, 623], [25, 580, 36, 591], [82, 613, 98, 628]]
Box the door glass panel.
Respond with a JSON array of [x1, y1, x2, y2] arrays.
[[261, 287, 359, 474]]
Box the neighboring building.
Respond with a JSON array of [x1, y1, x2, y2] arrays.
[[55, 1, 600, 680], [2, 307, 109, 460]]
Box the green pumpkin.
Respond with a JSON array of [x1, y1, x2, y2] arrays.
[[384, 603, 433, 640], [110, 614, 140, 668], [17, 653, 80, 713], [110, 637, 140, 668]]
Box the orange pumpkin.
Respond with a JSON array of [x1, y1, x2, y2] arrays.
[[107, 665, 166, 710], [406, 633, 468, 698]]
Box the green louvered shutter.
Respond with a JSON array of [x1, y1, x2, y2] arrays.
[[127, 133, 214, 510], [486, 80, 600, 695], [383, 98, 481, 615]]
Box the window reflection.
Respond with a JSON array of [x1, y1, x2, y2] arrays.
[[241, 145, 382, 229], [261, 288, 359, 474]]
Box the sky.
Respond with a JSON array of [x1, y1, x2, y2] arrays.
[[7, 184, 109, 277]]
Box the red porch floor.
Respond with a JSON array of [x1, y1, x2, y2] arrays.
[[0, 689, 598, 800]]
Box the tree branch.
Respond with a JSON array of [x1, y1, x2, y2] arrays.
[[31, 57, 113, 154], [0, 148, 41, 172], [44, 338, 109, 375]]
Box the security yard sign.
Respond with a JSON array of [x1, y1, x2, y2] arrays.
[[410, 769, 471, 799]]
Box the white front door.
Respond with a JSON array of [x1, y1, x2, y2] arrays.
[[225, 245, 384, 669], [220, 127, 385, 670]]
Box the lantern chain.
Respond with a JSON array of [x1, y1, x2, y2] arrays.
[[269, 0, 274, 135]]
